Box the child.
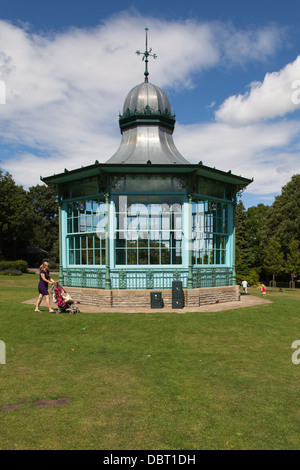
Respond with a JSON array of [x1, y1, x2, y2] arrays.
[[242, 279, 248, 294], [261, 284, 266, 295]]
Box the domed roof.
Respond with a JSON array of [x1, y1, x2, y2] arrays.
[[106, 80, 190, 165], [122, 81, 172, 115]]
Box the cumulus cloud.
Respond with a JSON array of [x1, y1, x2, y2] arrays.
[[215, 22, 286, 65], [0, 11, 293, 196], [175, 120, 300, 194], [215, 55, 300, 125]]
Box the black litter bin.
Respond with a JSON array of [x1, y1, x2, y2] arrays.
[[172, 297, 184, 309], [150, 291, 163, 309], [172, 281, 184, 309], [172, 281, 183, 296]]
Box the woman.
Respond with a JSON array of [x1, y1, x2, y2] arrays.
[[35, 261, 56, 313]]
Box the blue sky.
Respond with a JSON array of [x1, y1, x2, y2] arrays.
[[0, 0, 300, 208]]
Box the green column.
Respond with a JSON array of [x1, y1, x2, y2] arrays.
[[187, 194, 193, 289], [58, 203, 63, 285], [232, 199, 237, 285], [105, 192, 111, 290]]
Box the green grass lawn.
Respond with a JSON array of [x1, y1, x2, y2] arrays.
[[0, 274, 300, 450]]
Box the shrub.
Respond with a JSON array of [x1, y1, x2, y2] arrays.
[[0, 260, 28, 273], [0, 269, 22, 276], [236, 268, 260, 286]]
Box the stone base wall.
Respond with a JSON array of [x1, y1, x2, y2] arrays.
[[66, 285, 240, 310]]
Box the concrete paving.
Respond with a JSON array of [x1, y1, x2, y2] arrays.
[[23, 292, 272, 314]]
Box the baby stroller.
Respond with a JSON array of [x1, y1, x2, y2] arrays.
[[52, 284, 80, 314]]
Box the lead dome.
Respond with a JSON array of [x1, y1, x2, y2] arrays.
[[122, 81, 172, 115]]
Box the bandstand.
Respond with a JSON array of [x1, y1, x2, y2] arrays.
[[42, 31, 252, 308]]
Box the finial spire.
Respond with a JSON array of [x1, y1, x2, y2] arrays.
[[136, 28, 157, 82]]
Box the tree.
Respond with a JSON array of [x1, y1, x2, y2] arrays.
[[235, 200, 270, 283], [235, 200, 248, 273], [263, 237, 285, 286], [285, 240, 300, 284], [263, 174, 300, 255], [27, 184, 59, 261], [0, 170, 34, 259], [244, 204, 270, 268]]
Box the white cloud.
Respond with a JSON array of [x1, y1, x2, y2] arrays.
[[215, 22, 286, 65], [175, 120, 300, 194], [0, 12, 293, 197], [215, 55, 300, 125]]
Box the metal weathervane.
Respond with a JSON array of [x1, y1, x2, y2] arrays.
[[136, 28, 157, 83]]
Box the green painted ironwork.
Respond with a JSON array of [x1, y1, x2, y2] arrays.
[[62, 268, 105, 288], [146, 269, 154, 289], [58, 204, 63, 285], [119, 271, 127, 289], [192, 267, 234, 288], [119, 105, 176, 131], [61, 267, 234, 290], [187, 194, 193, 289], [105, 192, 111, 290], [232, 196, 237, 285], [81, 269, 86, 288]]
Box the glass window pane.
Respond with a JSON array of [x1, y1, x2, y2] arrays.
[[161, 249, 170, 264], [116, 248, 125, 265], [126, 176, 172, 192], [69, 250, 74, 264], [138, 249, 148, 264], [75, 250, 81, 264], [127, 249, 137, 265], [173, 177, 187, 192], [113, 194, 183, 266], [66, 197, 105, 265], [150, 249, 160, 264], [87, 250, 94, 265], [198, 177, 225, 199], [111, 176, 125, 191], [73, 217, 79, 233], [71, 178, 98, 198]]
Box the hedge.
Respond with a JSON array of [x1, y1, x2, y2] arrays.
[[0, 269, 22, 276], [0, 260, 28, 273]]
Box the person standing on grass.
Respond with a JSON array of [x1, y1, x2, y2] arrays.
[[242, 278, 248, 294], [35, 261, 56, 312]]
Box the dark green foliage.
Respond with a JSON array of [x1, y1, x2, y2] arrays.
[[27, 184, 59, 262], [0, 171, 59, 264], [236, 174, 300, 283], [263, 237, 285, 284], [286, 240, 300, 278], [0, 171, 34, 259], [236, 268, 260, 286], [235, 200, 270, 283], [0, 269, 22, 276], [263, 174, 300, 253], [0, 260, 28, 272]]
